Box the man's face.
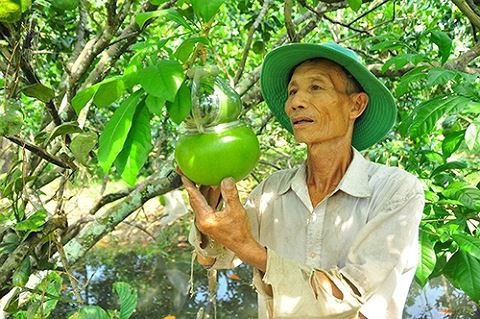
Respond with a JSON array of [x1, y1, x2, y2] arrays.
[[284, 59, 365, 146]]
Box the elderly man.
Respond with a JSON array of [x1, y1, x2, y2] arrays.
[[180, 42, 425, 318]]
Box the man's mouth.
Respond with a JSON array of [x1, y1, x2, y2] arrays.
[[292, 117, 314, 126]]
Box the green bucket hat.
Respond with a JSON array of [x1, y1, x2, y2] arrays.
[[260, 42, 396, 151]]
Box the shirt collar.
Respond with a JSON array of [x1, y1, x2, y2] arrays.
[[277, 147, 372, 198]]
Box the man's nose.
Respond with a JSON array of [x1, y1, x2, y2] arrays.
[[285, 93, 307, 113]]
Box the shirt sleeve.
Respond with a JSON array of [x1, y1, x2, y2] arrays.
[[253, 177, 425, 318]]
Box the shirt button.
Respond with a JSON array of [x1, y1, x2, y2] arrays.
[[310, 253, 316, 258]]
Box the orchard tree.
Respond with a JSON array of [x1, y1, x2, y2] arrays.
[[1, 0, 480, 316]]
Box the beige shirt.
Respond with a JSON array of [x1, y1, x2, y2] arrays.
[[190, 148, 425, 318]]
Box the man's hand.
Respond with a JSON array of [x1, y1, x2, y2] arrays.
[[181, 175, 252, 250], [180, 174, 267, 272]]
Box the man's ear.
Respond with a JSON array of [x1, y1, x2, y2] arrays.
[[349, 92, 369, 120]]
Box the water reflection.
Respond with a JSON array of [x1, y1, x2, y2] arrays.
[[404, 277, 480, 319], [51, 238, 479, 318]]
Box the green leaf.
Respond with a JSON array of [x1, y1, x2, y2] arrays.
[[38, 271, 62, 317], [382, 54, 425, 73], [12, 257, 31, 287], [150, 0, 168, 4], [415, 229, 437, 287], [22, 83, 55, 102], [462, 101, 480, 114], [405, 95, 471, 138], [252, 40, 265, 55], [114, 101, 152, 186], [347, 0, 362, 11], [72, 84, 101, 114], [436, 199, 463, 206], [370, 40, 404, 52], [444, 250, 480, 302], [113, 282, 138, 319], [98, 91, 142, 174], [15, 209, 48, 232], [425, 68, 457, 87], [135, 9, 193, 30], [70, 132, 98, 166], [139, 60, 185, 102], [20, 0, 31, 12], [394, 65, 428, 97], [70, 306, 110, 319], [93, 77, 125, 107], [442, 181, 471, 199], [430, 30, 452, 64], [452, 234, 480, 260], [145, 94, 165, 116], [457, 187, 480, 211], [424, 190, 439, 202], [191, 0, 224, 22], [45, 121, 83, 145], [166, 80, 192, 124], [430, 161, 467, 177], [174, 37, 209, 63], [465, 122, 480, 151], [442, 130, 465, 158], [0, 232, 19, 256], [123, 65, 140, 91]]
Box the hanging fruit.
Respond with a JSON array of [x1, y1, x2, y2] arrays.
[[175, 65, 259, 185]]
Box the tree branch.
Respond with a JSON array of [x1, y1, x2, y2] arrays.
[[299, 0, 378, 35], [0, 216, 67, 292], [106, 0, 118, 28], [4, 136, 75, 170], [233, 0, 271, 85], [70, 0, 88, 66], [88, 188, 133, 215], [284, 0, 296, 41], [346, 0, 391, 26], [75, 0, 175, 90], [65, 0, 135, 100], [322, 14, 372, 35], [62, 170, 182, 265], [19, 55, 62, 126], [444, 40, 480, 70], [235, 1, 346, 95], [452, 0, 480, 29]]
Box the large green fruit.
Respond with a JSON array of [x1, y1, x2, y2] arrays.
[[175, 124, 260, 186], [0, 0, 22, 23]]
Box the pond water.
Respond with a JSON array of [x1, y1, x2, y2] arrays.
[[49, 237, 480, 319]]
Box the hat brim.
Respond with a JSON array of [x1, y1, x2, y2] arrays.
[[260, 43, 396, 151]]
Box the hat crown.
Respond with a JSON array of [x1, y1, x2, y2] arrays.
[[322, 41, 361, 63]]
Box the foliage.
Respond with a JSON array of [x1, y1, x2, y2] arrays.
[[1, 0, 480, 317], [67, 282, 138, 319]]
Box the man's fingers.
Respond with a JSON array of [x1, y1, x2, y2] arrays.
[[181, 175, 212, 217], [220, 177, 241, 210]]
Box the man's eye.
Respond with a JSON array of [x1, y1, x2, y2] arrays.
[[288, 89, 296, 96], [311, 85, 322, 90]]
